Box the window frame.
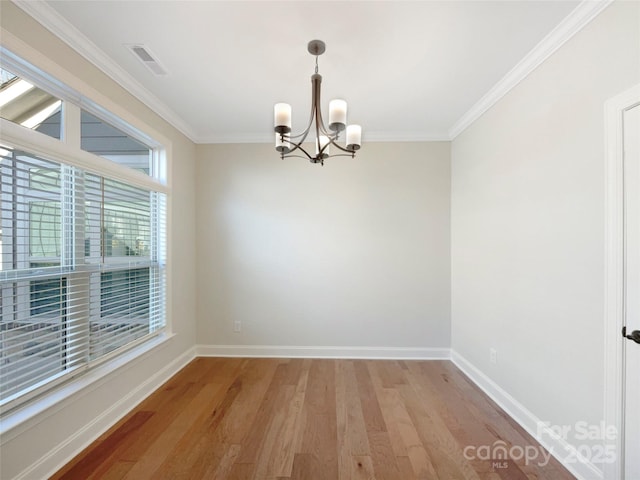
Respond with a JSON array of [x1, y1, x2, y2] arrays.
[[0, 45, 171, 415]]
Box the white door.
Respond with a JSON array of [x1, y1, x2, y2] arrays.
[[623, 102, 640, 479]]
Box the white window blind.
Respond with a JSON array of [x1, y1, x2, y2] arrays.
[[0, 146, 166, 409]]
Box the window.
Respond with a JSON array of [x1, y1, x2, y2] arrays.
[[0, 67, 62, 140], [81, 110, 153, 175], [0, 146, 166, 407], [0, 54, 167, 412]]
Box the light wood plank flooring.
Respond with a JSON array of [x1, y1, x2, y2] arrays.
[[51, 358, 575, 479]]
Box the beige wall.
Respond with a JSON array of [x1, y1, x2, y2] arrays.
[[0, 3, 197, 479], [196, 142, 451, 351], [451, 0, 640, 455]]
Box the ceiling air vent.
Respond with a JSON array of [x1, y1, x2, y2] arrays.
[[126, 44, 168, 76]]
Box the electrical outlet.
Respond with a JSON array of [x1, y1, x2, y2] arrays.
[[233, 321, 241, 333], [490, 348, 497, 365]]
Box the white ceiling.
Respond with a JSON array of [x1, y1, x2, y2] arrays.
[[22, 1, 587, 143]]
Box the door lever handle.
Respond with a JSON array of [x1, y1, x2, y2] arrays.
[[623, 327, 640, 344]]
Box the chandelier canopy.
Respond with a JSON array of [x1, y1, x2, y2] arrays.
[[274, 40, 362, 166]]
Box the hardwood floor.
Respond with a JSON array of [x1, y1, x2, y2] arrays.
[[51, 358, 575, 479]]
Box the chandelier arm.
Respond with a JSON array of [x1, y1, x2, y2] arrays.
[[285, 142, 315, 161], [279, 130, 312, 157], [316, 106, 335, 139], [277, 120, 311, 154], [279, 136, 302, 156], [314, 114, 325, 158], [283, 125, 338, 152], [282, 80, 317, 143], [283, 152, 353, 161], [281, 154, 315, 161], [287, 129, 312, 140], [315, 79, 322, 151], [318, 123, 334, 138], [299, 72, 320, 138], [326, 137, 356, 154]]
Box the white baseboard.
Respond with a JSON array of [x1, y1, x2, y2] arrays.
[[14, 346, 197, 480], [197, 344, 450, 360], [450, 350, 603, 480]]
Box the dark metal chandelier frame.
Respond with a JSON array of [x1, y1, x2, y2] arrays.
[[274, 40, 362, 166]]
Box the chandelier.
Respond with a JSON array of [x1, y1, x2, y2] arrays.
[[274, 40, 362, 166]]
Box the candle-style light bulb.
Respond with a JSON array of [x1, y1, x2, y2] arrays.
[[274, 103, 291, 134], [346, 124, 361, 151], [329, 99, 347, 132]]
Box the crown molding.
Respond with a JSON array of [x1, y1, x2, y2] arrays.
[[11, 0, 199, 143], [364, 131, 451, 143], [448, 0, 614, 140], [195, 130, 452, 144], [193, 133, 276, 144]]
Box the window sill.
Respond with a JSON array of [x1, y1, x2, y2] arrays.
[[0, 331, 175, 441]]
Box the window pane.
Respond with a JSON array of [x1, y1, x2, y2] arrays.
[[30, 277, 65, 316], [0, 146, 79, 404], [1, 69, 17, 87], [100, 268, 150, 317], [82, 176, 163, 364], [81, 110, 151, 175], [0, 67, 62, 140], [104, 180, 151, 259], [0, 278, 71, 402], [83, 175, 152, 262], [1, 149, 64, 271], [29, 167, 61, 192], [89, 267, 152, 360], [29, 202, 61, 258]]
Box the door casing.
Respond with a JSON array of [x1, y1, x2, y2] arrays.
[[604, 83, 640, 480]]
